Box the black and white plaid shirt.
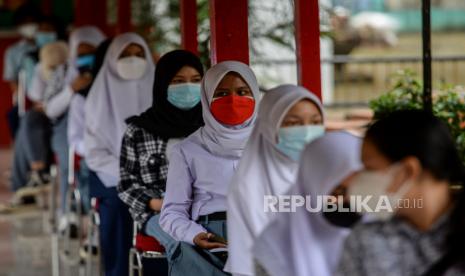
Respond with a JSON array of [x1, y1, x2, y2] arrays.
[[117, 123, 168, 225]]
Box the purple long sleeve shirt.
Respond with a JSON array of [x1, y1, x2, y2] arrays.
[[159, 135, 240, 245]]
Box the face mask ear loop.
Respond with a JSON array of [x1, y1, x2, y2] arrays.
[[386, 163, 416, 208], [391, 177, 415, 199], [390, 163, 406, 184]]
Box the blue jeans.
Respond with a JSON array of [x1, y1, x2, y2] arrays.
[[89, 171, 132, 276], [51, 113, 69, 214], [168, 219, 229, 276], [145, 214, 179, 258], [10, 110, 51, 191]]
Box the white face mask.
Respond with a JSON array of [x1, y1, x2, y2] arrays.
[[18, 23, 38, 39], [116, 56, 147, 80], [347, 164, 414, 221]]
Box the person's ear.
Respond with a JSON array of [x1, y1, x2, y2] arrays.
[[388, 156, 421, 193], [403, 156, 421, 181]]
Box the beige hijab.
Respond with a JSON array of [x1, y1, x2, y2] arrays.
[[39, 41, 69, 80]]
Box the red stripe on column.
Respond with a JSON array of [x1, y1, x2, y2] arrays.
[[209, 0, 249, 65], [117, 0, 132, 33], [42, 0, 52, 16], [74, 0, 108, 33], [294, 0, 322, 99], [180, 0, 199, 55]]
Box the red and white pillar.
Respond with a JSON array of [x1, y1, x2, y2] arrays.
[[294, 0, 322, 99], [180, 0, 199, 55], [209, 0, 249, 65]]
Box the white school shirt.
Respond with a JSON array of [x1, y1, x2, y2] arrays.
[[159, 134, 240, 245]]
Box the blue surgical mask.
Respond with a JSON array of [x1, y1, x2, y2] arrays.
[[76, 54, 95, 74], [276, 125, 325, 161], [35, 31, 57, 48], [167, 83, 201, 110]]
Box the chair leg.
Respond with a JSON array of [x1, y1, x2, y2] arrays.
[[136, 252, 143, 276], [129, 248, 144, 276], [129, 248, 135, 276], [85, 201, 100, 276], [85, 217, 93, 276], [74, 188, 83, 247], [49, 165, 60, 276], [62, 186, 73, 254], [48, 165, 58, 229], [95, 211, 103, 276], [51, 232, 60, 276]]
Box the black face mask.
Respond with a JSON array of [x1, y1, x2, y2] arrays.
[[323, 202, 362, 228], [77, 86, 91, 97]]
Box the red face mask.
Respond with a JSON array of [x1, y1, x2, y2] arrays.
[[210, 95, 255, 125]]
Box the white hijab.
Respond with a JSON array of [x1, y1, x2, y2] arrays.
[[225, 85, 324, 276], [84, 33, 155, 177], [190, 61, 260, 158], [253, 132, 362, 276], [66, 26, 106, 82]]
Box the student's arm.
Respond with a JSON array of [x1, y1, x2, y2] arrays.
[[45, 85, 74, 119], [3, 47, 17, 83], [84, 126, 120, 187], [117, 126, 162, 213], [159, 145, 207, 245], [28, 65, 46, 104], [45, 73, 93, 120]]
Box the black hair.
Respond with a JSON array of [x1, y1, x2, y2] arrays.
[[12, 3, 41, 26], [38, 15, 67, 40], [365, 109, 465, 265]]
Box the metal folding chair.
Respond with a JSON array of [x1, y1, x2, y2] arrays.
[[84, 197, 102, 276], [129, 221, 167, 276], [49, 164, 60, 276], [59, 145, 85, 265]]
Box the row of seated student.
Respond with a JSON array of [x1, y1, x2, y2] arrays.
[[3, 4, 465, 276]]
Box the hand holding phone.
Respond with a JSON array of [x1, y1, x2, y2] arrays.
[[208, 234, 227, 245], [193, 232, 227, 250]]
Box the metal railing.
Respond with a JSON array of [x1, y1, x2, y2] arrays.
[[252, 55, 465, 107]]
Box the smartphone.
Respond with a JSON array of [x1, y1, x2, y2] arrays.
[[209, 235, 227, 245]]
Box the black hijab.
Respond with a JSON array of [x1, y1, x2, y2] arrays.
[[127, 50, 204, 139]]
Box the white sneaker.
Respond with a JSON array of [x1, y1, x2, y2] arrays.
[[59, 213, 79, 238], [58, 216, 68, 232]]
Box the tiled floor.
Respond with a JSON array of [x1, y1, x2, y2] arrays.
[[0, 148, 52, 275], [0, 149, 94, 276]]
